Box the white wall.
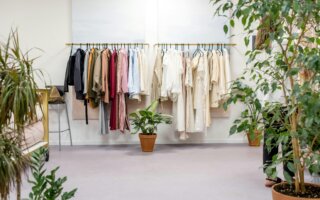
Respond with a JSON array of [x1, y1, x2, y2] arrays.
[[0, 0, 248, 145]]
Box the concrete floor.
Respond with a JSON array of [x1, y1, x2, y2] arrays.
[[17, 144, 273, 200]]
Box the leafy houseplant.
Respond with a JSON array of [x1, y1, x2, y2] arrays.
[[129, 100, 172, 152], [224, 79, 263, 146], [0, 30, 40, 200], [28, 148, 77, 200], [213, 0, 320, 199]]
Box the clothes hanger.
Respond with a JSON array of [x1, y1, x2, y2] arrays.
[[216, 44, 220, 55], [193, 44, 200, 57], [221, 44, 224, 55], [69, 44, 73, 56]]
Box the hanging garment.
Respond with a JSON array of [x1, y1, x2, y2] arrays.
[[179, 54, 188, 140], [109, 49, 118, 130], [185, 57, 195, 133], [128, 49, 141, 100], [162, 49, 182, 101], [116, 49, 123, 130], [210, 50, 220, 108], [83, 50, 90, 96], [101, 49, 110, 103], [151, 47, 163, 101], [73, 48, 86, 100], [203, 50, 211, 128], [223, 48, 231, 97], [192, 51, 206, 132], [138, 49, 149, 95], [218, 50, 226, 100], [117, 49, 130, 133], [64, 48, 76, 92], [160, 50, 170, 101], [86, 48, 93, 100], [92, 50, 102, 96], [99, 100, 109, 134], [88, 48, 100, 108], [162, 49, 185, 132]]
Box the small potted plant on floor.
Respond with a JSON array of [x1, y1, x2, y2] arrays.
[[213, 0, 320, 199], [223, 79, 263, 146], [129, 100, 172, 152]]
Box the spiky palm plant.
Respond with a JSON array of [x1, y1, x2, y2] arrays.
[[0, 30, 39, 200]]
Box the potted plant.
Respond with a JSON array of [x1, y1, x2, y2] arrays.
[[0, 30, 40, 200], [223, 79, 263, 146], [28, 148, 77, 200], [213, 0, 320, 199], [129, 100, 172, 152]]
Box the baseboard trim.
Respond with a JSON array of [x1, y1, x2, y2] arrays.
[[49, 138, 247, 146]]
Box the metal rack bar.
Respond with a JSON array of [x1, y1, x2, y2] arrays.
[[154, 43, 236, 46], [65, 42, 149, 46]]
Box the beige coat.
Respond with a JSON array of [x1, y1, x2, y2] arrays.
[[151, 48, 163, 100]]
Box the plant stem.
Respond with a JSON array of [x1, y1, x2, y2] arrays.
[[16, 171, 21, 200]]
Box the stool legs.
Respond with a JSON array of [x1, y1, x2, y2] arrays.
[[49, 102, 72, 150], [58, 103, 61, 151], [65, 103, 73, 146]]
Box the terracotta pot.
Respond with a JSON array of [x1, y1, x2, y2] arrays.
[[247, 130, 261, 147], [272, 183, 320, 200], [139, 133, 157, 152]]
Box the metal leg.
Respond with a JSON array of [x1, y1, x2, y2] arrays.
[[58, 104, 61, 151], [65, 103, 73, 146]]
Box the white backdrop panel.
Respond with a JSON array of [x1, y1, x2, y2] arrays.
[[157, 0, 229, 43], [72, 0, 146, 43]]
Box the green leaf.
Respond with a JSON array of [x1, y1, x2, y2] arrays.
[[129, 112, 139, 118], [284, 171, 292, 184], [244, 37, 249, 47], [146, 100, 159, 112], [254, 99, 261, 111], [230, 125, 238, 135], [287, 162, 295, 173], [305, 117, 314, 128], [241, 15, 247, 25], [223, 25, 228, 34], [230, 19, 235, 28], [287, 68, 300, 76]]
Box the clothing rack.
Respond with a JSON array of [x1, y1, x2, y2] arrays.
[[65, 42, 149, 47], [154, 43, 236, 47]]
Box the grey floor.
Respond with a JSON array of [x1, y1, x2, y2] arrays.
[[18, 144, 273, 200]]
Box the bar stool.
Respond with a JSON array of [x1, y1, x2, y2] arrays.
[[48, 86, 72, 151]]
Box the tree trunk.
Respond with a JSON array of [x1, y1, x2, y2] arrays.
[[291, 112, 305, 193], [16, 172, 21, 200]]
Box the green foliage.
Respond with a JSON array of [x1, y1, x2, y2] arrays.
[[223, 79, 263, 138], [0, 29, 40, 200], [0, 133, 29, 200], [0, 30, 40, 132], [28, 148, 77, 200], [213, 0, 320, 193], [129, 100, 172, 135]]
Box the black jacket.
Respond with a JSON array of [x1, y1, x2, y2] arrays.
[[64, 52, 76, 92], [73, 49, 86, 100]]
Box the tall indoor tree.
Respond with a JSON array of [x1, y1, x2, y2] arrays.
[[213, 0, 320, 196], [0, 30, 39, 200]]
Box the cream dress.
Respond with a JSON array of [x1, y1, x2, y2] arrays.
[[210, 51, 220, 108], [192, 51, 205, 132], [185, 57, 195, 132]]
